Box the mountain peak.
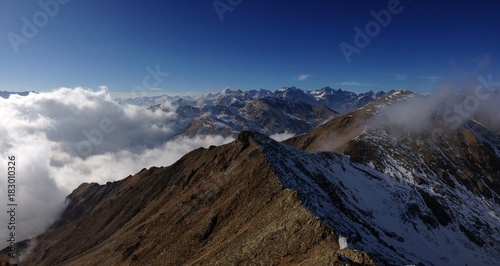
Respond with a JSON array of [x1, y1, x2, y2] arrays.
[[277, 85, 302, 92]]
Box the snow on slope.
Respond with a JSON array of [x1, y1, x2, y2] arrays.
[[250, 132, 499, 265], [468, 120, 500, 158]]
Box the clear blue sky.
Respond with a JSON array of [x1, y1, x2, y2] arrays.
[[1, 0, 499, 95]]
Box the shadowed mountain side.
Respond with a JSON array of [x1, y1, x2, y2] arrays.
[[283, 91, 414, 153], [166, 97, 338, 138], [15, 132, 373, 265]]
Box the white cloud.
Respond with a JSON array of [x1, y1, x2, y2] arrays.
[[335, 81, 374, 86], [0, 87, 234, 245], [392, 74, 407, 80], [371, 75, 500, 133], [419, 75, 441, 81], [295, 74, 312, 81], [269, 132, 295, 141], [149, 88, 164, 91]]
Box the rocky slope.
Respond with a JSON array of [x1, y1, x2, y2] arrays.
[[10, 132, 374, 265], [285, 91, 500, 204], [284, 90, 500, 264]]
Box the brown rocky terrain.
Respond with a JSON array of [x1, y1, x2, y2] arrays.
[[9, 132, 374, 265]]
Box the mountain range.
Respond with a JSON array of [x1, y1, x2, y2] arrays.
[[0, 91, 33, 99], [1, 89, 499, 265], [120, 87, 387, 138], [117, 87, 386, 115]]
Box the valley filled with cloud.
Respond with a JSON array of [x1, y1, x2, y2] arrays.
[[0, 87, 234, 243]]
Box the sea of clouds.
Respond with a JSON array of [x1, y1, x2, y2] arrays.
[[0, 87, 234, 244]]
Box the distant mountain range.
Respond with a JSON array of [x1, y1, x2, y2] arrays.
[[118, 87, 388, 137], [9, 90, 499, 265], [0, 91, 33, 99], [117, 87, 386, 115]]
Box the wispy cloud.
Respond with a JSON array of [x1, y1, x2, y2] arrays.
[[294, 74, 312, 81], [335, 81, 374, 86], [419, 75, 441, 81], [149, 88, 164, 91], [269, 131, 295, 141], [392, 74, 407, 80]]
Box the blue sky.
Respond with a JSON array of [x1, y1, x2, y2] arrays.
[[1, 0, 499, 95]]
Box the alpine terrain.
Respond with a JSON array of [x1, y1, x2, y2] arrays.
[[2, 90, 499, 265], [119, 87, 386, 138]]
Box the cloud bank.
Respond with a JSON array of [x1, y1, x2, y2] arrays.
[[0, 88, 233, 245], [371, 73, 500, 135]]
